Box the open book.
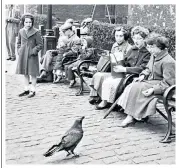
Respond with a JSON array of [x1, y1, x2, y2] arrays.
[[110, 52, 125, 78]]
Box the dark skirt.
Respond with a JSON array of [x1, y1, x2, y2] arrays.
[[124, 80, 160, 120]]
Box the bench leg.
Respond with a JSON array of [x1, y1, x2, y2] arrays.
[[159, 104, 173, 143], [76, 74, 84, 96], [76, 74, 91, 96]]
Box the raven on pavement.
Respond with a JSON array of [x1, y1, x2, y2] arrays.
[[43, 116, 85, 157]]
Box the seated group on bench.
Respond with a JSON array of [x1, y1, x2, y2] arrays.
[[39, 19, 175, 129], [89, 26, 175, 128], [39, 18, 94, 87]]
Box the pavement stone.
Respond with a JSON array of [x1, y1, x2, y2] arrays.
[[5, 60, 176, 164]]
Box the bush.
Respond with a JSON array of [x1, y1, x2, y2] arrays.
[[90, 22, 175, 58], [33, 14, 58, 29]]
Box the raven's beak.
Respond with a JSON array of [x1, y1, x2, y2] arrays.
[[81, 116, 85, 120]]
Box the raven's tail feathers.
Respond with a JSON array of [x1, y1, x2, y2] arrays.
[[43, 144, 62, 157]]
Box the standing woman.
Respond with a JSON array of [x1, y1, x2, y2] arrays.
[[16, 13, 43, 98]]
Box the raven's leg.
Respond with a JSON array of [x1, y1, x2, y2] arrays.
[[66, 150, 71, 156], [71, 150, 79, 157]]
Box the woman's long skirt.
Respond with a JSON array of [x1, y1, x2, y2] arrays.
[[89, 72, 111, 97], [118, 80, 160, 120]]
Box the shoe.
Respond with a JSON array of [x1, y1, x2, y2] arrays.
[[140, 116, 149, 123], [6, 57, 11, 60], [53, 76, 62, 83], [95, 105, 108, 110], [18, 90, 29, 97], [11, 58, 16, 61], [69, 80, 76, 88], [27, 91, 35, 98], [119, 116, 135, 128], [40, 70, 47, 78], [89, 97, 100, 105], [118, 120, 135, 128], [89, 98, 97, 105], [95, 100, 108, 110]]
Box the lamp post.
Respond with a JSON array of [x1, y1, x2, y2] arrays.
[[42, 5, 57, 55], [37, 5, 43, 14]]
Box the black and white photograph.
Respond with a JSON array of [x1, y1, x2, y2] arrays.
[[2, 0, 176, 166]]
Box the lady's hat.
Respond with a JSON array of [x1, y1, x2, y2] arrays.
[[65, 18, 74, 24], [61, 23, 73, 31], [81, 18, 92, 26]]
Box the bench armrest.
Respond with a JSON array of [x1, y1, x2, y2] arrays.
[[77, 60, 98, 74]]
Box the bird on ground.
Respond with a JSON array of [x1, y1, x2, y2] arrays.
[[43, 116, 85, 157]]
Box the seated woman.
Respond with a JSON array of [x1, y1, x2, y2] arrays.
[[117, 33, 175, 127], [89, 26, 132, 105], [90, 26, 151, 110], [65, 36, 94, 87]]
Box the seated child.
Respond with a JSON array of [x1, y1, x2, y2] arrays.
[[53, 37, 81, 83], [52, 36, 69, 83]]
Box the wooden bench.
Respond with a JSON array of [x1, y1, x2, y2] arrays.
[[74, 49, 111, 96]]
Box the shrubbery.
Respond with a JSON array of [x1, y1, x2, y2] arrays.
[[33, 14, 57, 29], [89, 22, 175, 58]]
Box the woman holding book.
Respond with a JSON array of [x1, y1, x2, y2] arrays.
[[89, 26, 131, 105], [90, 26, 151, 110]]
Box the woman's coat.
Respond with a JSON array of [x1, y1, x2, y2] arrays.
[[122, 50, 175, 120]]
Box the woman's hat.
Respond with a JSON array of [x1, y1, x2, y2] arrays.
[[61, 23, 73, 31], [65, 18, 74, 24]]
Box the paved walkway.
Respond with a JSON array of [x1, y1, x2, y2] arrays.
[[5, 60, 175, 164]]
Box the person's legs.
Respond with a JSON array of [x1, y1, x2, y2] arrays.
[[53, 69, 63, 83], [19, 75, 30, 97], [28, 75, 37, 98], [68, 62, 79, 88], [68, 65, 75, 80], [40, 50, 54, 77], [5, 26, 11, 60], [9, 28, 16, 60]]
